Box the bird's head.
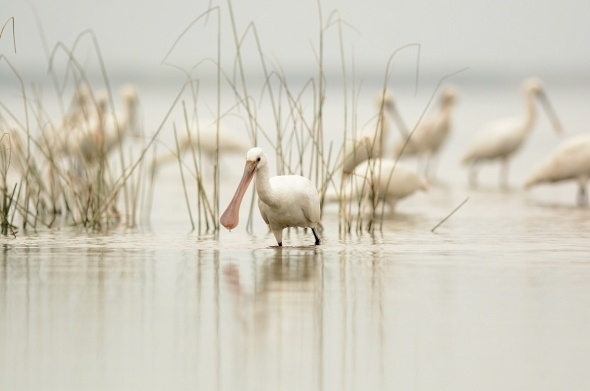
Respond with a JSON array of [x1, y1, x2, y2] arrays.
[[523, 77, 544, 95], [120, 84, 139, 106], [440, 86, 458, 106], [245, 147, 267, 171], [378, 91, 396, 112], [73, 82, 93, 106]]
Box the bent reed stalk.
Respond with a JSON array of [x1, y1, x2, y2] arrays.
[[0, 30, 156, 233]]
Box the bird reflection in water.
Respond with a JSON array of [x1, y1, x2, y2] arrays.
[[222, 248, 319, 333]]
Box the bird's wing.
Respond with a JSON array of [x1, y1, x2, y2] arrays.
[[526, 134, 590, 185], [463, 117, 523, 162], [257, 198, 270, 225]]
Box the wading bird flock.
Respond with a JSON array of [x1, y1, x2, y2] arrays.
[[3, 77, 587, 244], [42, 83, 141, 166], [219, 77, 588, 246], [1, 83, 142, 218]]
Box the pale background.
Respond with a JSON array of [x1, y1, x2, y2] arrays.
[[2, 0, 589, 82]]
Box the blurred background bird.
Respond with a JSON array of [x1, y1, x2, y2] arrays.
[[462, 77, 563, 188], [393, 85, 459, 180], [525, 133, 590, 206]]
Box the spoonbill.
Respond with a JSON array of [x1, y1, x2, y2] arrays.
[[152, 124, 249, 170], [462, 77, 563, 187], [393, 86, 458, 178], [338, 158, 429, 213], [341, 91, 405, 175], [524, 133, 590, 206], [62, 83, 100, 129], [220, 147, 321, 247], [47, 84, 140, 164]]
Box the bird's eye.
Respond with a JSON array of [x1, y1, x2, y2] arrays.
[[257, 157, 261, 162]]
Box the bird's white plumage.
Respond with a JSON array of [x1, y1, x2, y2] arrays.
[[337, 158, 428, 211], [525, 134, 590, 205], [463, 117, 528, 162], [394, 86, 458, 166], [258, 175, 320, 229], [45, 84, 139, 164], [341, 92, 400, 174]]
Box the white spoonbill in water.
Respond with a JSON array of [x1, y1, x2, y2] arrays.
[[524, 133, 590, 206], [462, 77, 563, 187], [220, 147, 321, 246], [393, 86, 459, 179]]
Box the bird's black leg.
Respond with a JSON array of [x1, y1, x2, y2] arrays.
[[577, 184, 588, 206], [312, 228, 321, 245]]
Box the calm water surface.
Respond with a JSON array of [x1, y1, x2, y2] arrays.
[[1, 80, 590, 390]]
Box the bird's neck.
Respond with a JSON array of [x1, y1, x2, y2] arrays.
[[522, 91, 538, 134], [254, 164, 275, 205], [377, 107, 389, 143], [123, 100, 137, 134], [438, 104, 453, 127]]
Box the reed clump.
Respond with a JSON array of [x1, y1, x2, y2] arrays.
[[0, 29, 155, 234]]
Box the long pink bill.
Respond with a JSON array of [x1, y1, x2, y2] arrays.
[[220, 161, 256, 230]]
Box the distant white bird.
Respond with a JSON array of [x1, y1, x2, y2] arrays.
[[152, 123, 249, 170], [462, 77, 563, 187], [525, 133, 590, 206], [220, 147, 321, 246], [393, 86, 458, 178], [62, 82, 100, 130], [341, 92, 405, 175], [47, 84, 140, 164], [331, 158, 428, 213]]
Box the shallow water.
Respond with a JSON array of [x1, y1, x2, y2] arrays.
[[2, 80, 590, 390]]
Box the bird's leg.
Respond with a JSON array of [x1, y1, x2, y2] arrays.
[[500, 157, 510, 189], [273, 228, 283, 247], [577, 183, 588, 206], [468, 163, 479, 188], [312, 228, 321, 245]]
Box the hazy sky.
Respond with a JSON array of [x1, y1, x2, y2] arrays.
[[1, 0, 589, 82]]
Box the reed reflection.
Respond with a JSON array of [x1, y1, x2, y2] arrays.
[[216, 245, 391, 391], [0, 244, 157, 390]]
